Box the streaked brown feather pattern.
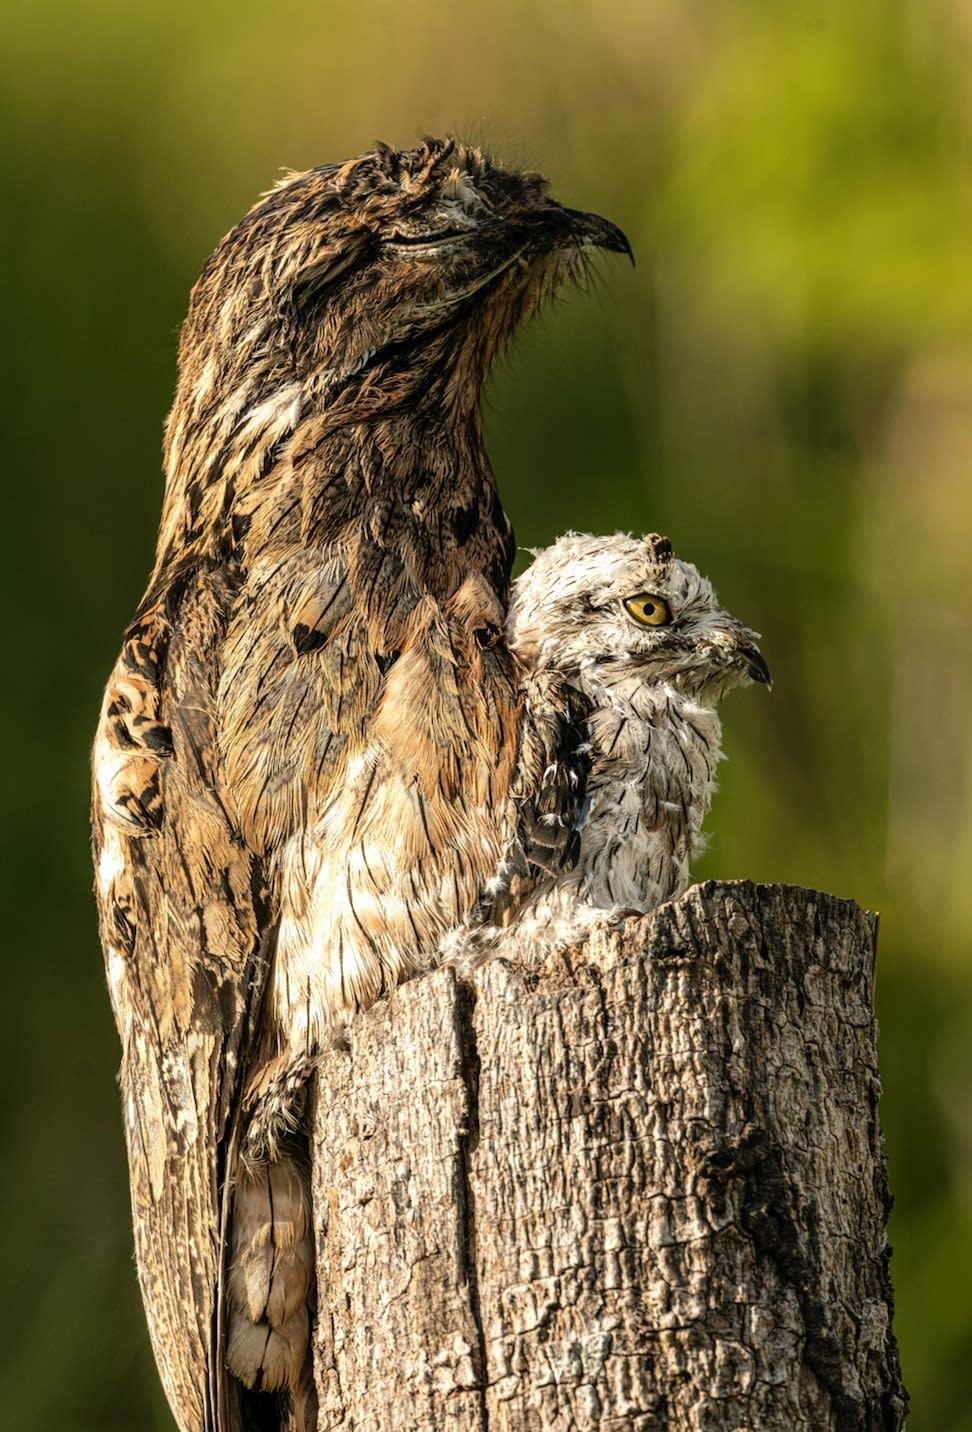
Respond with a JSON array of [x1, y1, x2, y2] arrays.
[[92, 137, 629, 1432]]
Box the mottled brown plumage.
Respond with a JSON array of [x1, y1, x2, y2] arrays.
[[92, 138, 629, 1432]]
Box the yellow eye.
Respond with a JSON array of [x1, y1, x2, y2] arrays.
[[623, 593, 671, 627]]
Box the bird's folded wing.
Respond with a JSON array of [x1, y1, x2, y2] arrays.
[[93, 566, 271, 1432], [468, 671, 591, 929]]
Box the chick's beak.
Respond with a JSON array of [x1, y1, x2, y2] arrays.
[[739, 642, 772, 689]]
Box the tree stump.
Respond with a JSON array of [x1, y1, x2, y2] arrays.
[[309, 880, 907, 1430]]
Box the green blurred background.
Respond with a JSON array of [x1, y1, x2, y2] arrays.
[[3, 0, 970, 1425]]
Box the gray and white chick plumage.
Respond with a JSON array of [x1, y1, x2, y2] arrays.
[[446, 530, 770, 965]]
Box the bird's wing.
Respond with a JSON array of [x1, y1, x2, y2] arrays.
[[467, 670, 592, 929], [93, 565, 267, 1432], [217, 525, 525, 1037]]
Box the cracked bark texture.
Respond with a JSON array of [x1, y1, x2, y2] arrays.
[[309, 880, 906, 1431]]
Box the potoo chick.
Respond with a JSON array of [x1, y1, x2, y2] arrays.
[[91, 139, 631, 1432], [447, 530, 770, 966]]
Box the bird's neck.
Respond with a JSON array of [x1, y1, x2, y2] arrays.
[[581, 671, 724, 807], [153, 363, 512, 601], [579, 678, 725, 910]]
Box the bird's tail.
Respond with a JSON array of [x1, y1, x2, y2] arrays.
[[225, 1147, 317, 1419]]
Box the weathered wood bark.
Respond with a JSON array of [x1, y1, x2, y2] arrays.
[[309, 880, 906, 1430]]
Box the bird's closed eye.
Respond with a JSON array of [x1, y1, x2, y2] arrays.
[[386, 229, 467, 247], [623, 593, 671, 627]]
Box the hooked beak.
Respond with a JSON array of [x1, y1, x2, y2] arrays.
[[557, 206, 635, 264], [738, 641, 772, 690]]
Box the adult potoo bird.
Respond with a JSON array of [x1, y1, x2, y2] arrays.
[[91, 139, 630, 1432], [444, 530, 770, 965]]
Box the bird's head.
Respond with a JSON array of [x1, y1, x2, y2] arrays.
[[508, 531, 770, 704], [174, 137, 630, 428]]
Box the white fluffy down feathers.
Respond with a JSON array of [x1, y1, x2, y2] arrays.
[[444, 530, 769, 967]]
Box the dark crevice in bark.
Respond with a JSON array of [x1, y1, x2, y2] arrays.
[[454, 977, 490, 1429]]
